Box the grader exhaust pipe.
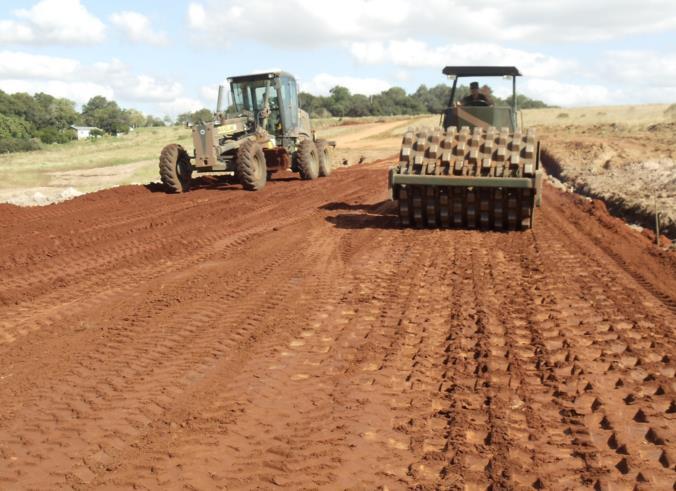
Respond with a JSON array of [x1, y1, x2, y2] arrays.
[[216, 85, 226, 113]]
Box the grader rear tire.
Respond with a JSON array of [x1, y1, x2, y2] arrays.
[[316, 140, 333, 177], [159, 144, 192, 193], [296, 139, 320, 180], [236, 140, 267, 191]]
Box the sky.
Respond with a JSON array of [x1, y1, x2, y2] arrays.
[[1, 0, 675, 118]]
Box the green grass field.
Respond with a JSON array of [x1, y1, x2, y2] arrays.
[[0, 126, 193, 192]]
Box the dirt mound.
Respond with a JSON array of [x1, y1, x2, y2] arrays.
[[0, 163, 674, 489], [663, 104, 676, 121], [540, 124, 676, 238]]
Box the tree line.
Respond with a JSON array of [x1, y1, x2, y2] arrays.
[[1, 83, 550, 153], [0, 91, 167, 154], [298, 84, 550, 118], [177, 83, 549, 123]]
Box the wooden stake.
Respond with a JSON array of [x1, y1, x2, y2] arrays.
[[655, 196, 660, 246]]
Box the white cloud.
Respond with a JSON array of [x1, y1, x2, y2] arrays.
[[0, 51, 185, 109], [600, 50, 676, 87], [110, 11, 168, 46], [0, 79, 113, 104], [523, 79, 620, 107], [0, 0, 105, 44], [200, 84, 220, 103], [499, 0, 676, 42], [300, 74, 390, 96], [395, 70, 411, 82], [187, 0, 412, 45], [350, 40, 575, 79], [187, 3, 207, 27], [89, 60, 183, 102], [186, 0, 676, 45], [0, 51, 79, 79], [158, 97, 206, 115]]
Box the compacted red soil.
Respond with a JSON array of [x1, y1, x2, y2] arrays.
[[0, 162, 674, 490]]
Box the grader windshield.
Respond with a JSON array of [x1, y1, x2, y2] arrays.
[[229, 73, 299, 136]]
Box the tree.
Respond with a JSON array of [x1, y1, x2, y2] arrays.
[[124, 108, 146, 128], [145, 115, 166, 127], [346, 94, 371, 117], [371, 87, 425, 116], [81, 96, 131, 135], [326, 86, 351, 117], [175, 108, 214, 125], [192, 108, 214, 123], [0, 114, 32, 139], [33, 93, 78, 129], [176, 112, 192, 125], [515, 94, 549, 109], [299, 92, 327, 117]]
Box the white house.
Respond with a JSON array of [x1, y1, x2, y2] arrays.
[[70, 126, 101, 140]]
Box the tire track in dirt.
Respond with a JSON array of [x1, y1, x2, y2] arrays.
[[0, 223, 316, 486], [0, 172, 366, 345], [92, 228, 414, 489], [0, 162, 673, 489], [530, 207, 675, 489]]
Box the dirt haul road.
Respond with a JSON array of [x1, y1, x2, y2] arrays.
[[0, 161, 675, 490]]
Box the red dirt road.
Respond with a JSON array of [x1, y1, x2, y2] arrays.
[[0, 162, 674, 490]]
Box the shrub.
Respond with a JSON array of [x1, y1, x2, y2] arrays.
[[35, 127, 77, 144], [0, 114, 33, 139], [0, 137, 42, 153], [556, 112, 569, 119]]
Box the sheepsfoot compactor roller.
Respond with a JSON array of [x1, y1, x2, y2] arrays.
[[389, 66, 543, 230], [160, 71, 335, 193]]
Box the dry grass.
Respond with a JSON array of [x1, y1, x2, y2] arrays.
[[522, 103, 672, 128]]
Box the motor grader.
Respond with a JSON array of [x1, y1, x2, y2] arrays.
[[389, 66, 543, 230], [159, 71, 334, 192]]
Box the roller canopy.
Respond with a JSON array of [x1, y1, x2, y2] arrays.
[[442, 66, 522, 77]]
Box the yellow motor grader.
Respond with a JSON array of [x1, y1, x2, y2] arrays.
[[160, 71, 334, 193]]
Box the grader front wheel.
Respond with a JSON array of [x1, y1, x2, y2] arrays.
[[159, 144, 193, 193], [236, 140, 267, 191]]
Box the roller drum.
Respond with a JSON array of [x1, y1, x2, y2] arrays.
[[392, 126, 541, 230]]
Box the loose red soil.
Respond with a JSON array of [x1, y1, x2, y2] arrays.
[[0, 162, 674, 489]]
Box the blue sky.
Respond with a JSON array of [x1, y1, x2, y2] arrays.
[[1, 0, 675, 118]]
